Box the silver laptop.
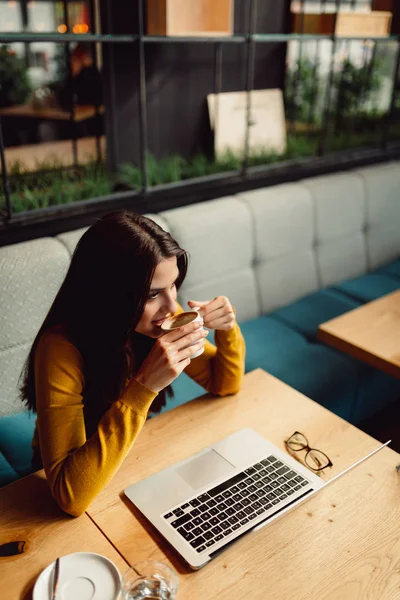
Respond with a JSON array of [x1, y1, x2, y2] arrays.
[[124, 428, 389, 569]]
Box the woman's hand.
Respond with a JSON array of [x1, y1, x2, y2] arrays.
[[188, 297, 235, 331], [135, 322, 209, 393]]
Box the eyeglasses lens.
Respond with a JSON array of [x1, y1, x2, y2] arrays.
[[306, 449, 330, 471], [287, 432, 308, 450]]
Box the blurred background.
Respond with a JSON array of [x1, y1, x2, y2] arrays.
[[0, 0, 399, 239]]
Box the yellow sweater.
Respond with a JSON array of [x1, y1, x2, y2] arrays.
[[33, 313, 245, 516]]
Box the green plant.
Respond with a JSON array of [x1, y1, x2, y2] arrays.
[[327, 120, 400, 152], [286, 54, 384, 132], [0, 133, 336, 215], [7, 160, 113, 213], [285, 57, 322, 125], [332, 57, 382, 132], [118, 139, 318, 191], [0, 45, 31, 107], [118, 162, 142, 189], [147, 153, 187, 186], [184, 153, 212, 178]]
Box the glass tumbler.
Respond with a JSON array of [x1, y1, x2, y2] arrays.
[[120, 560, 179, 600]]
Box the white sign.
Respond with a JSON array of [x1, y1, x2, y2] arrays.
[[207, 89, 287, 158]]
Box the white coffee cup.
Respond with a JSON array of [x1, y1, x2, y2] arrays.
[[161, 308, 205, 359]]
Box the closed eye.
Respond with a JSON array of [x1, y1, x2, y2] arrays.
[[148, 282, 176, 301]]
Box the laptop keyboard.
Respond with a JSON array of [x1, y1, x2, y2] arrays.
[[162, 454, 309, 554]]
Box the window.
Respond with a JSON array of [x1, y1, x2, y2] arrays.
[[1, 0, 399, 239]]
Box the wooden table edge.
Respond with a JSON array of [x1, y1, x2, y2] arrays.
[[317, 327, 400, 379], [0, 104, 104, 122]]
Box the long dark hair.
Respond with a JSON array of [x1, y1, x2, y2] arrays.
[[20, 211, 188, 433]]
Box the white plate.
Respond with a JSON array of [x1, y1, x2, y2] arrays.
[[33, 552, 121, 600]]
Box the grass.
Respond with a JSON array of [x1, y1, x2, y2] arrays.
[[326, 121, 400, 153], [118, 134, 319, 190], [1, 122, 398, 214], [1, 162, 113, 213]]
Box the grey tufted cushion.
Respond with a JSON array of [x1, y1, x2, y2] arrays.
[[57, 227, 88, 256], [302, 172, 368, 287], [177, 269, 259, 324], [0, 344, 31, 416], [356, 162, 400, 270], [239, 183, 319, 313], [161, 197, 259, 322], [145, 213, 170, 233], [0, 238, 70, 415]]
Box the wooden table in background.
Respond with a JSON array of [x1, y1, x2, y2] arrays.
[[0, 104, 104, 123], [0, 471, 128, 600], [86, 369, 400, 600], [0, 103, 105, 168], [319, 290, 400, 379], [1, 136, 106, 172]]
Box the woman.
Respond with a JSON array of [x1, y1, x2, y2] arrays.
[[21, 211, 245, 516]]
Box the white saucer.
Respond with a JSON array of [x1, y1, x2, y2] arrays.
[[33, 552, 121, 600]]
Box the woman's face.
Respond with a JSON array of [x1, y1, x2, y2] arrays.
[[135, 257, 179, 338]]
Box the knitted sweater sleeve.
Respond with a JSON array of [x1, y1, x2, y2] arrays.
[[34, 331, 157, 517]]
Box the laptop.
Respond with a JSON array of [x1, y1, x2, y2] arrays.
[[124, 428, 389, 569]]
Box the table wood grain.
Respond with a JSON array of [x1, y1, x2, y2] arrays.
[[86, 369, 400, 600], [318, 290, 400, 379], [0, 471, 128, 600], [1, 136, 106, 173], [0, 103, 104, 122]]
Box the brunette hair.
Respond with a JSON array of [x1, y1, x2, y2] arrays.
[[20, 211, 188, 432]]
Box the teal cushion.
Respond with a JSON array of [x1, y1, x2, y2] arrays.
[[347, 360, 400, 423], [271, 289, 361, 340], [241, 316, 306, 370], [264, 344, 357, 421], [334, 274, 400, 303], [0, 452, 19, 488], [165, 372, 208, 413], [377, 259, 400, 281], [0, 411, 36, 476], [241, 317, 357, 421]]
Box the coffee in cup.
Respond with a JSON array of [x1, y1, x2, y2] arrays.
[[161, 308, 205, 358]]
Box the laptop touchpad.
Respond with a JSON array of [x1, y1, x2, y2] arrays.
[[175, 449, 235, 490]]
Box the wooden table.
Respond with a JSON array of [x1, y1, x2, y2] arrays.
[[1, 136, 106, 173], [85, 369, 400, 600], [318, 290, 400, 379], [0, 471, 128, 600], [0, 103, 105, 164], [0, 104, 104, 123]]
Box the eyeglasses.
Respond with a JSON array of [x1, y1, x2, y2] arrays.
[[284, 431, 333, 473]]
